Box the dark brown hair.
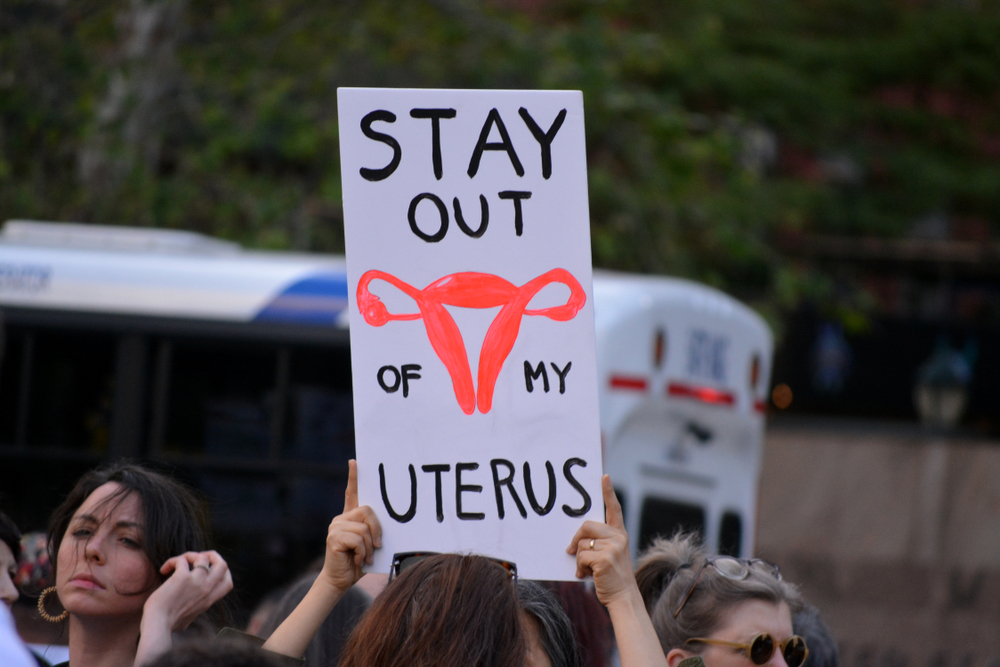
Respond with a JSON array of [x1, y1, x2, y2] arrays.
[[339, 554, 524, 667], [146, 639, 282, 667], [47, 461, 232, 627], [538, 581, 609, 667], [0, 512, 21, 560]]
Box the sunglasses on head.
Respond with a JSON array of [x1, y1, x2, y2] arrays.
[[388, 551, 518, 583], [672, 556, 782, 619], [687, 634, 809, 667]]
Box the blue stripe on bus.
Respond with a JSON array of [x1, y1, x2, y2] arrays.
[[253, 273, 349, 325]]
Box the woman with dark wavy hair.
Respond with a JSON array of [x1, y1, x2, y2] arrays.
[[43, 462, 233, 667]]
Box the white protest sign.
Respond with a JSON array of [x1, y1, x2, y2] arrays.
[[338, 88, 602, 580]]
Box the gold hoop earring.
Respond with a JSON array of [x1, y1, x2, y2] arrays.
[[37, 586, 68, 623]]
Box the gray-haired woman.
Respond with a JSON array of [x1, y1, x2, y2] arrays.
[[636, 534, 808, 667]]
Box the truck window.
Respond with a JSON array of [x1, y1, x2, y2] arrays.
[[719, 511, 743, 557], [0, 329, 26, 445], [638, 497, 705, 550]]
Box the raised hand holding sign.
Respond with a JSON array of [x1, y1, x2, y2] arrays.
[[263, 460, 382, 659]]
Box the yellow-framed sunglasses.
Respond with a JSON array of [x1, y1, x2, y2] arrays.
[[686, 634, 809, 667]]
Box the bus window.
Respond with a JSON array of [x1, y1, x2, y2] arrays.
[[24, 329, 116, 451], [165, 340, 278, 458], [283, 344, 354, 463], [719, 511, 743, 557], [0, 329, 27, 445], [198, 472, 283, 532], [638, 497, 705, 551]]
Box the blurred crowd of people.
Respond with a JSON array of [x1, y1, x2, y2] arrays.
[[0, 461, 839, 667]]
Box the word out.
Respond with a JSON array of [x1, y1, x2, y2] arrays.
[[408, 190, 531, 241], [378, 457, 592, 523]]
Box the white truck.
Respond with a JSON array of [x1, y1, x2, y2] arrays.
[[594, 272, 772, 558]]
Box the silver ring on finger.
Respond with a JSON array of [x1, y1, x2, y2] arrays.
[[195, 563, 211, 573]]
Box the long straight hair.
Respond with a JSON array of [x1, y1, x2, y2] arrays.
[[339, 554, 524, 667], [518, 581, 581, 667]]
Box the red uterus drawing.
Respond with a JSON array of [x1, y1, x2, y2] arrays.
[[357, 269, 586, 414]]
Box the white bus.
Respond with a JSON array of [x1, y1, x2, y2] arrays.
[[0, 220, 771, 562]]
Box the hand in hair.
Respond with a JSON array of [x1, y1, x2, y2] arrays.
[[567, 475, 668, 667], [263, 460, 381, 659], [135, 551, 233, 666]]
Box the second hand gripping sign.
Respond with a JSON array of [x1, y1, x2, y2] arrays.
[[338, 88, 602, 580]]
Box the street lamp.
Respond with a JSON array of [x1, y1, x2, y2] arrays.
[[913, 341, 973, 430]]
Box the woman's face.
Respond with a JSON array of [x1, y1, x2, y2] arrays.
[[522, 611, 553, 667], [56, 482, 157, 618], [694, 600, 794, 667], [0, 541, 18, 607]]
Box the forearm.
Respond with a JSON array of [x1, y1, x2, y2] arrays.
[[262, 577, 347, 658], [135, 611, 174, 667], [606, 585, 669, 667]]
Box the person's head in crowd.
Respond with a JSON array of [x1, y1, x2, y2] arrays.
[[0, 512, 22, 607], [144, 639, 283, 667], [518, 580, 581, 667], [46, 462, 232, 636], [245, 586, 287, 638], [258, 573, 369, 667], [542, 581, 612, 667], [635, 533, 805, 667], [14, 531, 54, 596], [48, 463, 207, 620], [793, 605, 837, 667], [339, 553, 523, 667]]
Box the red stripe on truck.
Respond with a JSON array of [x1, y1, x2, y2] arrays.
[[609, 375, 648, 391], [667, 382, 735, 406]]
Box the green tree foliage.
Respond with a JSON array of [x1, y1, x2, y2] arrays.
[[2, 0, 998, 320]]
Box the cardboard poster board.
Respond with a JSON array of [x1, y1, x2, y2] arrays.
[[338, 88, 602, 580]]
